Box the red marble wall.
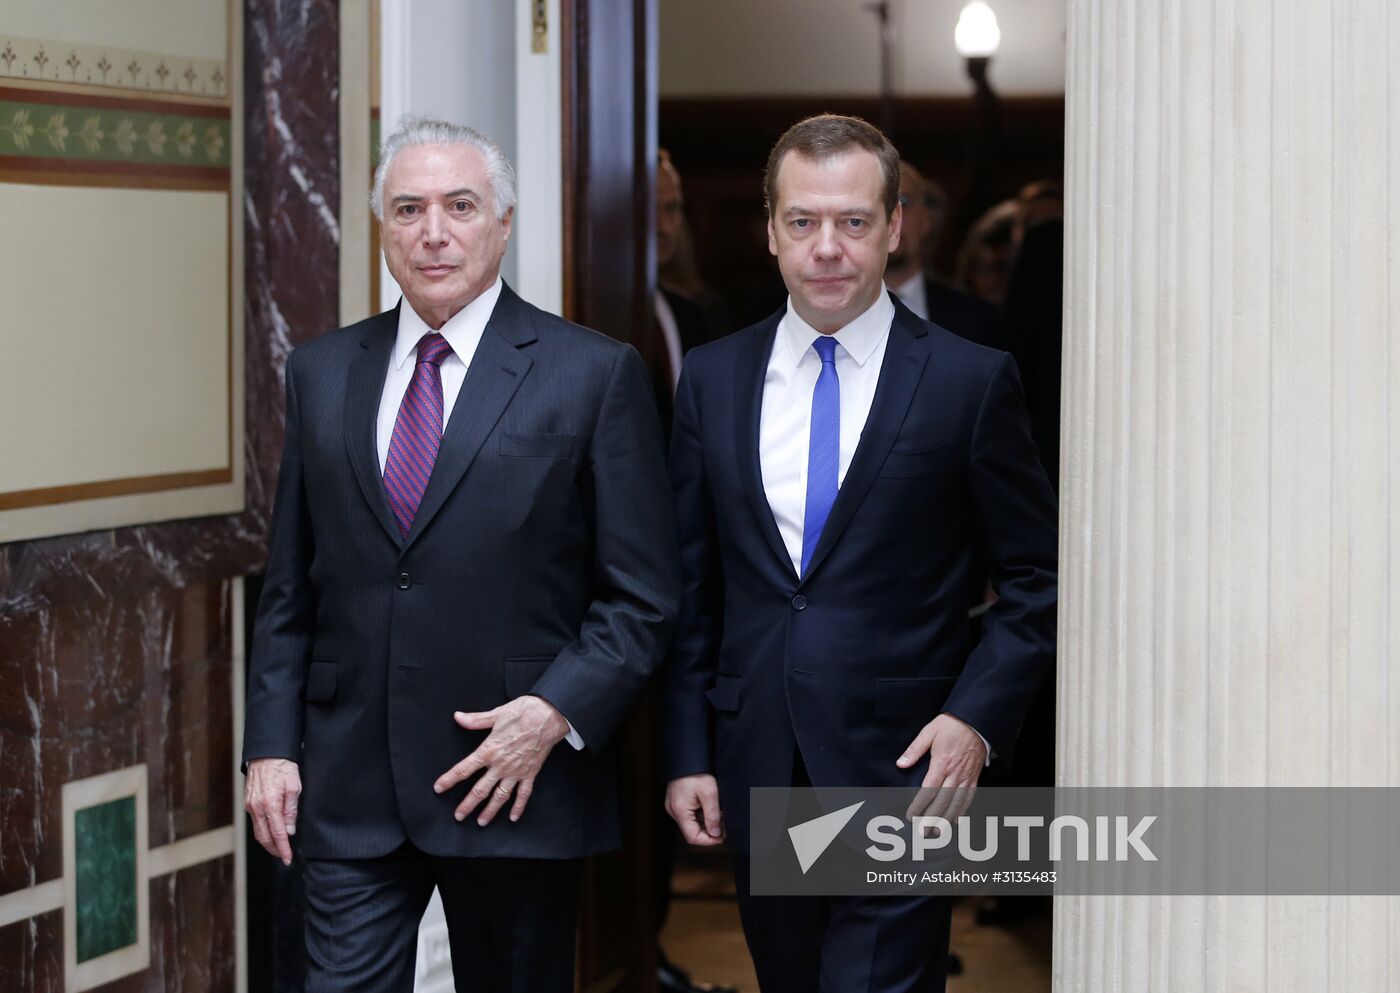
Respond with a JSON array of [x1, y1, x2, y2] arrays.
[[0, 1, 340, 988]]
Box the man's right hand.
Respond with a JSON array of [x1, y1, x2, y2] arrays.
[[245, 758, 302, 866], [664, 774, 725, 846]]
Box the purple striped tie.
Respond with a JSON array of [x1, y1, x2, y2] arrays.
[[383, 333, 454, 537]]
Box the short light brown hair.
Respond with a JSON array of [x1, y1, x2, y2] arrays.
[[763, 114, 901, 219]]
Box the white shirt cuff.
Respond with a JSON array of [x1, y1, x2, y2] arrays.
[[975, 729, 993, 767], [563, 722, 584, 751]]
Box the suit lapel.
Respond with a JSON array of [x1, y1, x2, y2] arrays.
[[344, 309, 404, 548], [401, 286, 536, 549], [798, 304, 930, 586], [733, 315, 799, 583]]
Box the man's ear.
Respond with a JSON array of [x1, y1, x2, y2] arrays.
[[500, 206, 514, 242], [767, 216, 777, 257], [887, 202, 904, 254]]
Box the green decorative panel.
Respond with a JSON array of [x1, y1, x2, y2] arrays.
[[0, 97, 231, 167], [73, 796, 138, 963]]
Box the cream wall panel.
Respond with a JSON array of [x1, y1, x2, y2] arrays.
[[1, 477, 243, 542], [0, 0, 243, 542], [5, 0, 227, 63], [0, 185, 230, 491]]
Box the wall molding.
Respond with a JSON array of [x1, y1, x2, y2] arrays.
[[0, 35, 228, 102]]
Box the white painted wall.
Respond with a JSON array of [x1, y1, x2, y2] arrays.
[[660, 0, 1065, 97], [378, 0, 564, 317], [513, 0, 564, 316], [379, 0, 521, 302]]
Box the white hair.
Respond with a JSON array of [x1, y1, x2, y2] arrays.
[[370, 116, 518, 220]]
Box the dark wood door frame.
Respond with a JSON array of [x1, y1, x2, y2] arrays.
[[561, 1, 660, 991], [563, 0, 657, 346]]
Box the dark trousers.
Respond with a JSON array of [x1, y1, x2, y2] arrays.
[[303, 842, 581, 993], [731, 753, 952, 993], [733, 860, 952, 993]]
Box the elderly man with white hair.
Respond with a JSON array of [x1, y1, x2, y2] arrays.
[[242, 117, 680, 992]]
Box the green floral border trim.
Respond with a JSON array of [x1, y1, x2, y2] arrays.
[[0, 99, 229, 167]]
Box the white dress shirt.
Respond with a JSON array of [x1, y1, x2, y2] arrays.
[[376, 278, 502, 472], [889, 270, 928, 320], [377, 278, 584, 751], [759, 291, 894, 577], [757, 287, 991, 763], [652, 290, 685, 396]]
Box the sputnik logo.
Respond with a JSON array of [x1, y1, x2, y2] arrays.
[[787, 801, 866, 874]]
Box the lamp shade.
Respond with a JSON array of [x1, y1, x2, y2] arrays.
[[954, 1, 1002, 58]]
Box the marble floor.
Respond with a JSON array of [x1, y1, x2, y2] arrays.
[[660, 864, 1052, 993]]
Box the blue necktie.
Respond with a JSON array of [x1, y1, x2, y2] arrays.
[[801, 335, 840, 576]]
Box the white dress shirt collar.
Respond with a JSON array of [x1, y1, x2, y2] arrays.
[[778, 287, 896, 368], [392, 277, 504, 370]]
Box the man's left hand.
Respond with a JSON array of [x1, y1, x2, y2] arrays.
[[433, 695, 569, 826], [897, 713, 987, 825]]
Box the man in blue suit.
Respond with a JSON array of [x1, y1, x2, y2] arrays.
[[242, 118, 679, 992], [663, 115, 1057, 992]]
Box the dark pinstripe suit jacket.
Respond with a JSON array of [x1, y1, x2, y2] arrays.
[[243, 284, 680, 860]]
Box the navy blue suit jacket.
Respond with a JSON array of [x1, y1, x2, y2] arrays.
[[243, 285, 680, 860], [663, 295, 1057, 849]]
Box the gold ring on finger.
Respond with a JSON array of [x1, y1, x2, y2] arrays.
[[494, 783, 513, 798]]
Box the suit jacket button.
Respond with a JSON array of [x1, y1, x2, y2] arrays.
[[398, 572, 411, 589], [791, 594, 807, 610]]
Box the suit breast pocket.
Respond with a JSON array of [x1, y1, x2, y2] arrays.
[[499, 432, 575, 459], [876, 440, 957, 479]]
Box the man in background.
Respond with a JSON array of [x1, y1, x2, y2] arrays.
[[886, 160, 1001, 348], [649, 149, 716, 432], [650, 147, 736, 993], [1013, 178, 1064, 251]]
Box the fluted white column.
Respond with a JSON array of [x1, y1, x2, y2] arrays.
[[1058, 1, 1400, 990]]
